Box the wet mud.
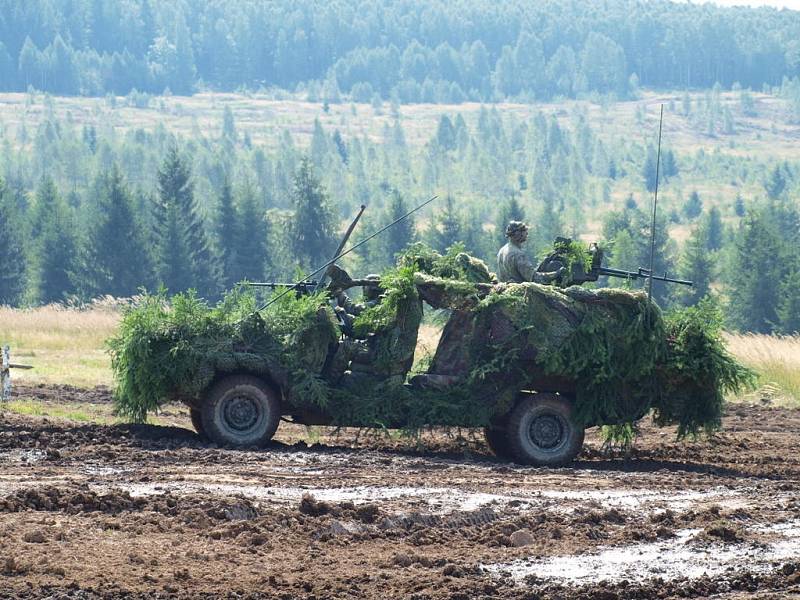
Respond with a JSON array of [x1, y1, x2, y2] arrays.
[[1, 387, 799, 598]]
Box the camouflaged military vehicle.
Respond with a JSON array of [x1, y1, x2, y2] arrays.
[[112, 241, 746, 468]]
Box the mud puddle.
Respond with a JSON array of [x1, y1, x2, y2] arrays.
[[486, 522, 800, 585], [110, 480, 747, 516]]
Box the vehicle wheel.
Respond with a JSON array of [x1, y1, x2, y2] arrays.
[[190, 408, 206, 438], [506, 393, 584, 467], [200, 375, 281, 448]]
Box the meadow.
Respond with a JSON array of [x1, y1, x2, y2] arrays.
[[1, 306, 798, 421]]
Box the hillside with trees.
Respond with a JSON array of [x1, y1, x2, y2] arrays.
[[1, 1, 800, 337], [1, 0, 800, 101]]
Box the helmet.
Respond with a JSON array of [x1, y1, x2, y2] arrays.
[[505, 221, 529, 237]]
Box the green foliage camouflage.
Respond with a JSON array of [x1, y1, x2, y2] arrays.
[[110, 245, 753, 438]]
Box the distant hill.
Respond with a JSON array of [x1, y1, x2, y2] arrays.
[[1, 0, 799, 100]]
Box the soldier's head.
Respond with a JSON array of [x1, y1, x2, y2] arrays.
[[505, 221, 529, 245], [363, 274, 382, 302]]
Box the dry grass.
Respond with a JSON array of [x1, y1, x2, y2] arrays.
[[724, 333, 800, 406], [2, 305, 798, 409], [0, 305, 120, 387]]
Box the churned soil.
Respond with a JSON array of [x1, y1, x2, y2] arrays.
[[1, 387, 799, 599]]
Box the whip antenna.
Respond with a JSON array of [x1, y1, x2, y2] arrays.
[[260, 195, 438, 310], [647, 104, 664, 301]]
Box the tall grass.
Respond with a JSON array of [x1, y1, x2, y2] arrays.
[[2, 303, 799, 408], [0, 304, 120, 387], [724, 333, 800, 405]]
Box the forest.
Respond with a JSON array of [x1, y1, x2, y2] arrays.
[[1, 83, 799, 335], [0, 0, 799, 337], [0, 0, 799, 100]]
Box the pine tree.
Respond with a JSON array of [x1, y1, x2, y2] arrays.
[[383, 190, 415, 264], [155, 147, 220, 296], [676, 224, 713, 306], [0, 180, 26, 305], [435, 115, 457, 151], [290, 157, 336, 268], [778, 260, 800, 334], [726, 210, 782, 333], [222, 105, 237, 143], [734, 193, 746, 217], [234, 182, 270, 282], [642, 148, 658, 192], [704, 206, 724, 251], [216, 177, 238, 288], [83, 166, 154, 298], [764, 164, 787, 200], [31, 184, 80, 304], [683, 190, 703, 220]]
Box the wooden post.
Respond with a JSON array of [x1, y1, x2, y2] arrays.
[[1, 346, 33, 403], [1, 346, 10, 403]]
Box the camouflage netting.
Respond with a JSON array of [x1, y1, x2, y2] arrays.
[[109, 289, 339, 422], [110, 244, 753, 437]]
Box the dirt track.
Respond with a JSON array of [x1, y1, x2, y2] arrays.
[[1, 387, 800, 599]]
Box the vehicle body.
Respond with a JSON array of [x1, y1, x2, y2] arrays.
[[183, 266, 639, 467]]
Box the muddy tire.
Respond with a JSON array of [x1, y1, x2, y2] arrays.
[[200, 375, 281, 448], [506, 394, 584, 467], [190, 408, 206, 438]]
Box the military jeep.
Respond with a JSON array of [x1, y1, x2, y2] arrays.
[[186, 261, 635, 468]]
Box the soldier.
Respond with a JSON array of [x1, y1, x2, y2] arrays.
[[497, 221, 564, 284]]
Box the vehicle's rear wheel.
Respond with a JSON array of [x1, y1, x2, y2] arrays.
[[190, 408, 206, 438], [506, 393, 584, 467], [200, 375, 281, 448]]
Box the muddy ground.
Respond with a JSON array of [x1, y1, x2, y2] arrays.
[[1, 386, 800, 599]]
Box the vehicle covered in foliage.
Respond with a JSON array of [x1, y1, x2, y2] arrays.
[[109, 244, 752, 466]]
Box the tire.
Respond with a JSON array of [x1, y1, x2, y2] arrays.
[[506, 393, 584, 467], [200, 375, 281, 448], [190, 408, 206, 438]]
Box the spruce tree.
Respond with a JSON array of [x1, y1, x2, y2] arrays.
[[31, 185, 80, 304], [290, 157, 336, 268], [0, 181, 26, 305], [704, 206, 724, 251], [683, 190, 703, 220], [83, 167, 154, 298], [778, 261, 800, 334], [383, 190, 415, 264], [764, 164, 786, 200], [216, 177, 238, 288], [155, 147, 220, 296], [726, 210, 782, 333], [234, 183, 270, 282], [676, 224, 713, 306]]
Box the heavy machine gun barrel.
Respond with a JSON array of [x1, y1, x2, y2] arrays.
[[597, 267, 692, 287], [245, 280, 318, 291]]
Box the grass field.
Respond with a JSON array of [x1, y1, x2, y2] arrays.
[[2, 307, 799, 416], [0, 305, 119, 388]]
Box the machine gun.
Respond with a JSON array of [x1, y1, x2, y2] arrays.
[[244, 280, 319, 294], [537, 237, 692, 288]]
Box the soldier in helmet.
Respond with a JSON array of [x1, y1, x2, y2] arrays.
[[497, 221, 564, 284]]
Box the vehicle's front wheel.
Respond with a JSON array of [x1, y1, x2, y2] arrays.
[[200, 375, 281, 448], [506, 393, 584, 467]]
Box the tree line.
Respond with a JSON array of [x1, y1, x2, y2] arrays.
[[1, 91, 799, 334], [1, 0, 799, 100]]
